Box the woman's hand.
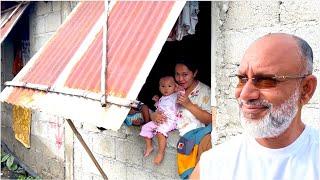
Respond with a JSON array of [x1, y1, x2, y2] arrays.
[[150, 110, 167, 124], [177, 93, 192, 108]]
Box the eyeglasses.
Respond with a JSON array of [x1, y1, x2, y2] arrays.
[[230, 74, 310, 89]]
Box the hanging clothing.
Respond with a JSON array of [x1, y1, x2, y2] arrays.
[[21, 40, 30, 65], [167, 1, 199, 41], [13, 105, 32, 148]]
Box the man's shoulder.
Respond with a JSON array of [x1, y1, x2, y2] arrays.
[[307, 125, 320, 142]]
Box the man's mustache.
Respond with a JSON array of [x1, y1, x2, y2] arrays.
[[238, 99, 272, 109]]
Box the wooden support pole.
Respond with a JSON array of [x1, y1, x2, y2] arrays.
[[66, 119, 108, 180]]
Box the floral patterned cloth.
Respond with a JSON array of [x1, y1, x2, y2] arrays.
[[176, 81, 211, 136]]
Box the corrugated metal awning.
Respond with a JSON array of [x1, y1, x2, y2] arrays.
[[1, 2, 29, 43], [0, 1, 186, 130]]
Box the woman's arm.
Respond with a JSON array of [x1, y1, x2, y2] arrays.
[[177, 94, 212, 124], [184, 102, 212, 124]]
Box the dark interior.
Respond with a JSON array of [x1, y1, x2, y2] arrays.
[[138, 1, 211, 110]]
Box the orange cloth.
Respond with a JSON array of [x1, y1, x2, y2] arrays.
[[12, 105, 31, 148]]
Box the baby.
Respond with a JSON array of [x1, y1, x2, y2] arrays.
[[139, 76, 179, 165]]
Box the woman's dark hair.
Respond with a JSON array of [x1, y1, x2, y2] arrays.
[[175, 56, 198, 73]]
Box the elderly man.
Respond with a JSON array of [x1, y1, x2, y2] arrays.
[[191, 33, 319, 179]]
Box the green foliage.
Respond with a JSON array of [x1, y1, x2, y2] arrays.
[[6, 154, 14, 170], [1, 153, 10, 163], [1, 150, 41, 179]]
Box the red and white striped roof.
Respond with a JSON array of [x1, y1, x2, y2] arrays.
[[0, 1, 186, 130]]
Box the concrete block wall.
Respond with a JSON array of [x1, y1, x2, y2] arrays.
[[1, 103, 65, 179], [214, 1, 320, 141], [29, 1, 76, 57], [73, 123, 180, 179]]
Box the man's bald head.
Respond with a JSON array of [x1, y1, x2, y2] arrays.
[[249, 33, 313, 75]]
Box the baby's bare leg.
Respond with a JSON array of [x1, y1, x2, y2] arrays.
[[144, 137, 153, 157], [153, 133, 166, 165]]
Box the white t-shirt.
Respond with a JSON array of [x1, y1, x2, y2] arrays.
[[200, 125, 320, 180]]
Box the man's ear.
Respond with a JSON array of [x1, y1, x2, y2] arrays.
[[300, 75, 317, 105]]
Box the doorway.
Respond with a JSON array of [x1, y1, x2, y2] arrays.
[[138, 1, 211, 109]]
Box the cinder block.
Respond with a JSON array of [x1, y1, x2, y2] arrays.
[[143, 150, 179, 178], [32, 16, 46, 35], [123, 125, 141, 136], [23, 152, 37, 172], [12, 142, 29, 163], [73, 144, 83, 169], [40, 170, 54, 180], [48, 159, 64, 179], [115, 139, 144, 166], [92, 134, 116, 158], [101, 128, 127, 139], [35, 2, 51, 16], [33, 135, 59, 160], [46, 11, 62, 32], [102, 159, 127, 180], [153, 174, 180, 180], [1, 127, 14, 149], [52, 1, 62, 12], [223, 1, 279, 31], [1, 105, 12, 127], [166, 130, 180, 149], [76, 130, 93, 150], [30, 119, 46, 138], [280, 1, 320, 24], [92, 173, 106, 180], [81, 150, 103, 175], [127, 166, 154, 180], [32, 33, 54, 54]]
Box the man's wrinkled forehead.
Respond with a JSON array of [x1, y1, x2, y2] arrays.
[[238, 34, 303, 75]]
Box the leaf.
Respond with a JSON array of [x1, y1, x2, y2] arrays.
[[6, 155, 14, 168], [18, 175, 27, 180], [1, 154, 10, 163], [34, 176, 42, 180], [9, 163, 18, 171]]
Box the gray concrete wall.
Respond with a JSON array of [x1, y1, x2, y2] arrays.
[[214, 1, 320, 142]]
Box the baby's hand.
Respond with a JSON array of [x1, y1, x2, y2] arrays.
[[176, 85, 185, 94], [152, 95, 160, 102]]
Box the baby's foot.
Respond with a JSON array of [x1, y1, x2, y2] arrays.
[[144, 147, 153, 157], [153, 152, 164, 165]]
